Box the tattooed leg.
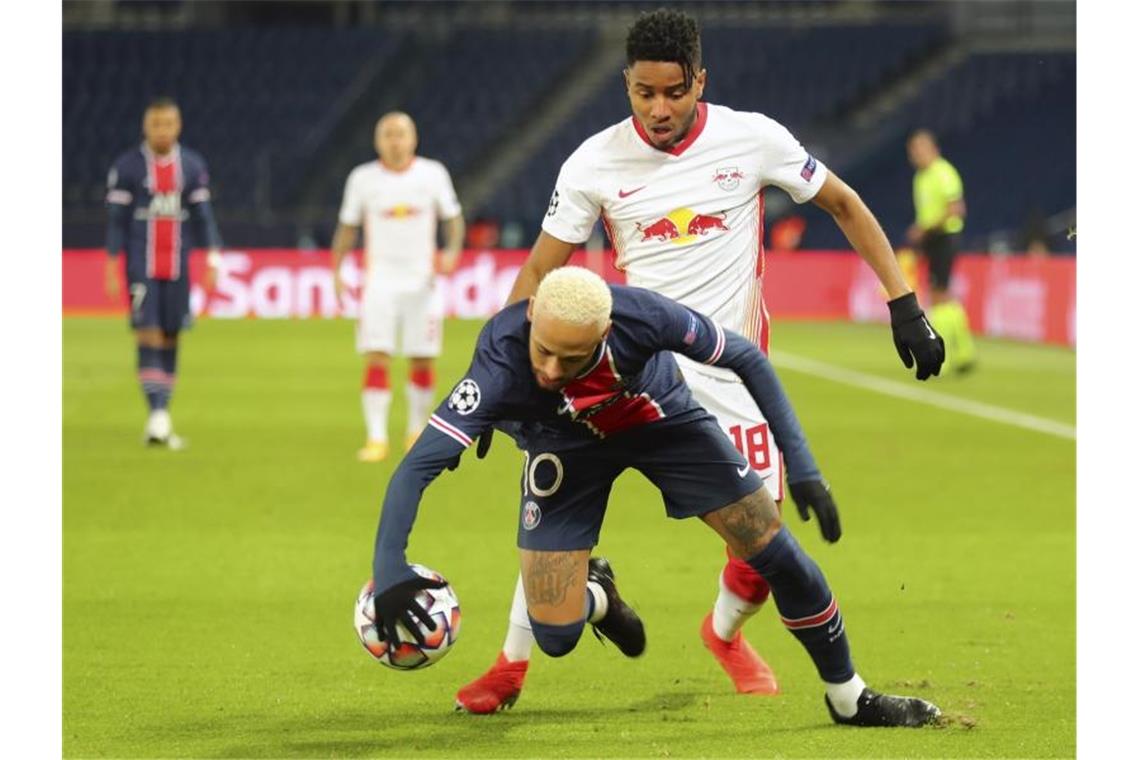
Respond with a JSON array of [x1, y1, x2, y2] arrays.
[[519, 549, 591, 624], [700, 487, 783, 559]]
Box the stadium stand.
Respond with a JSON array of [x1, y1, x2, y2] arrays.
[[61, 4, 1074, 254], [803, 51, 1076, 251], [481, 22, 949, 239], [62, 28, 400, 216]]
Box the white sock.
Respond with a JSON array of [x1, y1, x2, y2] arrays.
[[586, 581, 608, 624], [503, 575, 534, 662], [362, 389, 391, 443], [406, 383, 435, 436], [712, 570, 763, 642], [825, 673, 867, 718]]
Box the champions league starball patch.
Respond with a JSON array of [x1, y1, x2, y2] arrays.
[[448, 378, 481, 415]]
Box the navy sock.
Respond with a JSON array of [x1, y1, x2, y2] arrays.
[[746, 525, 855, 683], [158, 345, 178, 408], [137, 346, 166, 411], [528, 617, 585, 658]]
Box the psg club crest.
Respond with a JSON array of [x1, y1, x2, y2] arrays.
[[448, 379, 481, 415], [714, 166, 744, 191], [522, 501, 541, 530]]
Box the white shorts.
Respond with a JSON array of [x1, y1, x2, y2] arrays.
[[676, 355, 784, 502], [356, 284, 444, 357]]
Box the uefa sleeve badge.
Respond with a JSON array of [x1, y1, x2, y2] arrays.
[[448, 378, 481, 415]]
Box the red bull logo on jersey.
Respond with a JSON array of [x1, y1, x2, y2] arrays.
[[714, 166, 745, 191], [637, 208, 730, 246], [381, 205, 422, 219]]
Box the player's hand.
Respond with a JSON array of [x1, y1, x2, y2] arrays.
[[333, 269, 346, 309], [888, 292, 945, 381], [204, 250, 221, 292], [372, 575, 449, 648], [434, 251, 459, 275], [476, 429, 493, 459], [104, 258, 121, 302], [788, 479, 841, 543]]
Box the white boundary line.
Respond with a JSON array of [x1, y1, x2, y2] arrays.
[[771, 351, 1076, 441]]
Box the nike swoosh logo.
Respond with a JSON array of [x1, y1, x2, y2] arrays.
[[922, 317, 936, 340], [827, 618, 842, 634], [737, 466, 750, 478], [618, 186, 647, 198]]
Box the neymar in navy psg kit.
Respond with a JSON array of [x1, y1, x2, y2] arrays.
[[368, 267, 941, 727], [104, 97, 224, 448]]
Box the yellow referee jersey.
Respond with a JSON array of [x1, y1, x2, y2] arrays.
[[913, 157, 964, 234]]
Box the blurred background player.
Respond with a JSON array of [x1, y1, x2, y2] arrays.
[[331, 112, 466, 462], [906, 129, 977, 373], [456, 9, 944, 714], [104, 96, 223, 449]]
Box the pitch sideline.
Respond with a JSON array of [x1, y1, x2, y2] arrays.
[[771, 351, 1076, 441]]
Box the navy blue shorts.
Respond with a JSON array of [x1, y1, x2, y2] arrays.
[[127, 276, 192, 334], [516, 416, 765, 551]]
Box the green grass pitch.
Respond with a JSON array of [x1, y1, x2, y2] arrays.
[[63, 316, 1075, 758]]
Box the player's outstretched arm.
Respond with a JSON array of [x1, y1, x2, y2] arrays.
[[505, 231, 577, 304], [372, 426, 469, 593], [712, 330, 843, 542], [812, 172, 945, 381], [659, 297, 840, 540]]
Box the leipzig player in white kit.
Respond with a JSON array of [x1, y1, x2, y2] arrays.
[[455, 10, 945, 715], [332, 112, 465, 462]]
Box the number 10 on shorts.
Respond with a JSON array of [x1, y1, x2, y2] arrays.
[[728, 423, 771, 471]]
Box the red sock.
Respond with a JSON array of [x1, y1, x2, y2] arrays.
[[723, 546, 771, 606], [409, 366, 434, 389], [364, 364, 389, 390]]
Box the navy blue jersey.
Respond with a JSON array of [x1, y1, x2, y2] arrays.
[[105, 144, 223, 282], [372, 285, 821, 592]]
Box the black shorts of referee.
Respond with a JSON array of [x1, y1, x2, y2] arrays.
[[920, 231, 959, 291]]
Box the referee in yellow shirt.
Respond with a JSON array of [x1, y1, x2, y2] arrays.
[[906, 129, 977, 373]]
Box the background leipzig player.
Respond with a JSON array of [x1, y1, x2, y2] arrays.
[[104, 96, 223, 449], [455, 9, 945, 714], [331, 111, 466, 462]]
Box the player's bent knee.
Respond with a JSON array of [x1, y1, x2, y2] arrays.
[[529, 616, 585, 658]]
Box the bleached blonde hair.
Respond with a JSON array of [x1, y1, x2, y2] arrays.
[[533, 267, 613, 331]]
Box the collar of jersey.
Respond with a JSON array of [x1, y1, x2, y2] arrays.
[[140, 142, 180, 165], [631, 102, 708, 157], [574, 339, 609, 379]]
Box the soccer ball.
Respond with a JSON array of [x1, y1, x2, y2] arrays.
[[354, 565, 461, 670]]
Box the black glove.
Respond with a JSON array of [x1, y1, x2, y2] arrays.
[[476, 429, 494, 459], [444, 430, 493, 471], [372, 575, 448, 648], [888, 292, 945, 381], [788, 479, 841, 543]]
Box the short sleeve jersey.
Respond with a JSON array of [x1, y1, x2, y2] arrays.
[[338, 157, 462, 291], [913, 157, 964, 234], [105, 144, 214, 281], [541, 102, 828, 341]]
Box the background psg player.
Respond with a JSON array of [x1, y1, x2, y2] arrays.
[[104, 97, 223, 448]]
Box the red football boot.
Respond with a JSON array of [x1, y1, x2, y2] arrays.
[[700, 612, 779, 695], [454, 653, 529, 714]]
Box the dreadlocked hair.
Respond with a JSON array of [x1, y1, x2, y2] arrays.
[[626, 8, 702, 90]]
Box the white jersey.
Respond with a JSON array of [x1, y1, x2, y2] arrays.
[[338, 157, 462, 291], [542, 102, 827, 346]]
